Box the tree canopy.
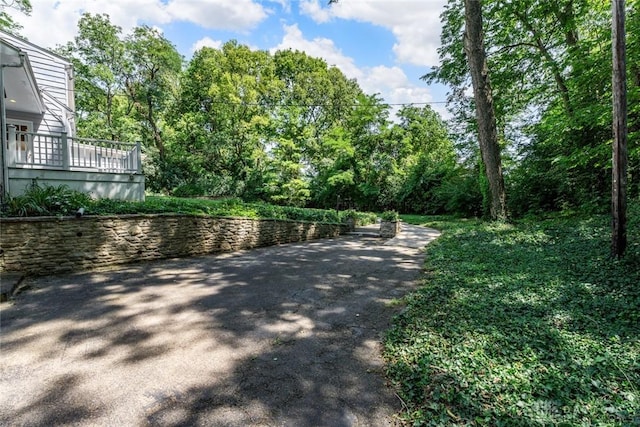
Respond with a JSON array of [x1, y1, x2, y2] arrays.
[[18, 3, 635, 218], [55, 13, 468, 215], [428, 0, 639, 216]]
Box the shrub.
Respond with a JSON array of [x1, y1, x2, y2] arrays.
[[381, 210, 400, 221], [3, 183, 92, 217], [337, 209, 377, 226]]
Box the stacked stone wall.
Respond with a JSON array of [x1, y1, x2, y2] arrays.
[[0, 215, 347, 275]]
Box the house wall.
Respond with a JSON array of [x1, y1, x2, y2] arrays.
[[7, 167, 145, 201], [2, 32, 74, 135], [0, 215, 347, 275]]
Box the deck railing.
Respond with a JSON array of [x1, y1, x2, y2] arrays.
[[6, 126, 142, 174]]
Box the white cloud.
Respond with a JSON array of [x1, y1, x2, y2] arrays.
[[299, 0, 446, 67], [14, 0, 268, 50], [267, 0, 292, 14], [299, 0, 332, 23], [190, 37, 223, 53], [165, 0, 268, 31], [272, 24, 361, 80], [13, 0, 168, 49]]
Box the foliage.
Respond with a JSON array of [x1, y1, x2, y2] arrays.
[[57, 13, 182, 166], [0, 0, 31, 32], [161, 42, 275, 197], [57, 13, 488, 217], [2, 193, 349, 224], [383, 105, 465, 215], [381, 210, 400, 222], [90, 196, 347, 223], [429, 0, 640, 216], [58, 14, 131, 141], [339, 209, 377, 226], [3, 183, 92, 217], [385, 205, 640, 425], [123, 25, 183, 160]]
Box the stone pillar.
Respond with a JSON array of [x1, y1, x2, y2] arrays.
[[380, 220, 401, 238]]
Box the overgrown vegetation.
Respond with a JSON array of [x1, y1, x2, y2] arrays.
[[429, 0, 640, 217], [1, 183, 377, 225], [386, 205, 640, 425]]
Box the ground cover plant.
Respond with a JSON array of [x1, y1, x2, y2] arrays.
[[386, 206, 640, 425], [1, 183, 377, 225]]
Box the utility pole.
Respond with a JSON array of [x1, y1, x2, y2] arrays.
[[611, 0, 627, 258]]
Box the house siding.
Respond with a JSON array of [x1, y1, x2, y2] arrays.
[[1, 31, 144, 202], [1, 32, 74, 136]]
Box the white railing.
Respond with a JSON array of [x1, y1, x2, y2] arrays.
[[6, 125, 142, 174]]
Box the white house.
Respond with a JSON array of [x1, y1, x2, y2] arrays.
[[0, 29, 144, 201]]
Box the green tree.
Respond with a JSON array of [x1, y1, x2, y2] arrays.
[[167, 42, 277, 197], [60, 13, 132, 141], [390, 105, 468, 214], [430, 0, 640, 216], [123, 26, 182, 160], [272, 49, 362, 179], [262, 135, 311, 207]]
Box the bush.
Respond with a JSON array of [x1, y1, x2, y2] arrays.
[[339, 209, 377, 226], [2, 190, 378, 226], [3, 183, 92, 217], [381, 210, 399, 221]]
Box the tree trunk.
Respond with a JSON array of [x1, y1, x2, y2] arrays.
[[611, 0, 627, 258], [464, 0, 507, 221]]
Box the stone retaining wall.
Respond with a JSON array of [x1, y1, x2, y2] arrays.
[[0, 215, 347, 275]]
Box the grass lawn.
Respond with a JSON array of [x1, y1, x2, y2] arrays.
[[386, 207, 640, 425]]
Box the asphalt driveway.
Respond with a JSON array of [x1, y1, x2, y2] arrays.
[[0, 224, 440, 427]]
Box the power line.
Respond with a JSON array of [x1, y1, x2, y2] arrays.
[[38, 85, 449, 107]]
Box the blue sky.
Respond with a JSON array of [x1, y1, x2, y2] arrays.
[[16, 0, 449, 118]]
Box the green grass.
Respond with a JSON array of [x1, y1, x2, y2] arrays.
[[387, 207, 640, 426]]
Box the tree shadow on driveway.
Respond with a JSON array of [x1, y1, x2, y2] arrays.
[[0, 226, 438, 426]]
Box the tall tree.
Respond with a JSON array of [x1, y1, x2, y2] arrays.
[[61, 13, 131, 141], [429, 0, 639, 216], [463, 0, 507, 220], [389, 105, 463, 214], [168, 42, 277, 196], [124, 26, 182, 160]]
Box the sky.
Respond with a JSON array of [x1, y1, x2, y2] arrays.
[[14, 0, 450, 118]]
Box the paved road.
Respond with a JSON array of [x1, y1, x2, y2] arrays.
[[0, 224, 440, 427]]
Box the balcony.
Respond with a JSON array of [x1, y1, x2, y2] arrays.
[[5, 125, 145, 201], [6, 126, 142, 174]]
